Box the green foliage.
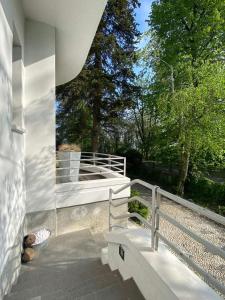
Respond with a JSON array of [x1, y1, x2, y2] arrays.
[[159, 63, 225, 161], [128, 189, 149, 223], [186, 176, 225, 216], [57, 0, 140, 151], [125, 149, 143, 166], [150, 0, 225, 65], [135, 0, 225, 195]]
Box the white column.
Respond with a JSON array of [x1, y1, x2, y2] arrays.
[[24, 20, 56, 213]]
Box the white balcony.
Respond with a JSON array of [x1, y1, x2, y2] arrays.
[[55, 152, 130, 208]]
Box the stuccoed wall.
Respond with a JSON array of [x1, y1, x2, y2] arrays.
[[24, 20, 56, 213], [0, 0, 26, 298], [26, 200, 128, 237]]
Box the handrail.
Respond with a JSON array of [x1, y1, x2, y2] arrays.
[[82, 151, 125, 159], [110, 212, 152, 229], [108, 178, 225, 296], [110, 196, 151, 209], [158, 188, 225, 226], [110, 179, 155, 195], [157, 209, 225, 260], [157, 232, 225, 295], [109, 179, 157, 250]]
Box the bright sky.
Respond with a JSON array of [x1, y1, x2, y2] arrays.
[[135, 0, 153, 33], [134, 0, 153, 74]]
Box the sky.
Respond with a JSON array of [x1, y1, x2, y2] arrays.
[[134, 0, 153, 74], [135, 0, 153, 34]]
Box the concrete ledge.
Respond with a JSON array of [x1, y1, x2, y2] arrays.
[[56, 176, 130, 208], [104, 228, 222, 300]]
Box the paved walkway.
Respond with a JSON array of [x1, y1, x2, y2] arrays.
[[5, 230, 144, 300]]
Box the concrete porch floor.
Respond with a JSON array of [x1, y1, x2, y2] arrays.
[[5, 230, 144, 300]]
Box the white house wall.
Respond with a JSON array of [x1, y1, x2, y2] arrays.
[[0, 0, 25, 297], [22, 0, 108, 85], [24, 20, 56, 213], [0, 0, 109, 297]]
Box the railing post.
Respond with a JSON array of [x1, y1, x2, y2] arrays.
[[155, 191, 161, 251], [93, 152, 96, 166], [108, 154, 112, 171], [109, 188, 112, 231], [124, 157, 126, 176], [151, 186, 157, 250]]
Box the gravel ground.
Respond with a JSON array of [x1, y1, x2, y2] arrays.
[[134, 184, 225, 296]]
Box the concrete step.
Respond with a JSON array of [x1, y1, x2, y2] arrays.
[[6, 267, 121, 300], [37, 274, 122, 300], [5, 229, 144, 300], [32, 278, 144, 300], [11, 259, 107, 292]]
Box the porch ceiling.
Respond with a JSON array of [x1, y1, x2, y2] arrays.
[[22, 0, 107, 85]]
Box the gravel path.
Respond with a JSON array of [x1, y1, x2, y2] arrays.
[[134, 185, 225, 295]]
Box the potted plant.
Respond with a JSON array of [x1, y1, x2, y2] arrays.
[[57, 144, 81, 183]]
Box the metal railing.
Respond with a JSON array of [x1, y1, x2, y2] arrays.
[[109, 179, 157, 249], [56, 152, 126, 183], [109, 179, 225, 296]]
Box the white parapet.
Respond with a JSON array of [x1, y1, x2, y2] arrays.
[[56, 175, 130, 208], [103, 228, 222, 300]]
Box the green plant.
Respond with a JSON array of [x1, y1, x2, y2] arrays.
[[186, 175, 225, 216], [128, 189, 149, 224]]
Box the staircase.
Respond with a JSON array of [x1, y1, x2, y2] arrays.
[[5, 230, 144, 300], [102, 228, 222, 300], [104, 179, 224, 300]]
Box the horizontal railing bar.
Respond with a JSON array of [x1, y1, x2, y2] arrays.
[[157, 209, 225, 260], [158, 188, 225, 226], [157, 232, 225, 295], [109, 166, 124, 172], [86, 162, 124, 167], [110, 196, 151, 209], [56, 170, 123, 178], [110, 212, 152, 229], [79, 171, 123, 176], [57, 151, 124, 159], [56, 157, 124, 162], [81, 152, 125, 159], [110, 159, 124, 165], [111, 179, 156, 195], [57, 163, 124, 171], [80, 162, 124, 168]]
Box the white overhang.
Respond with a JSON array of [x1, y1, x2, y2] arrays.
[[22, 0, 107, 85]]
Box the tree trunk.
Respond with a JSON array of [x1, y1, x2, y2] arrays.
[[92, 99, 100, 152], [177, 148, 190, 196], [91, 51, 102, 153]]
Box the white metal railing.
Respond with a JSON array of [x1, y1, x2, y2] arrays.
[[109, 179, 225, 296], [109, 179, 157, 250], [56, 152, 126, 183]]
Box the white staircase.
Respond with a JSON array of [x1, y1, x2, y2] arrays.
[[4, 230, 144, 300], [101, 228, 222, 300]]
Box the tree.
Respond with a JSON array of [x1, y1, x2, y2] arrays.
[[146, 0, 225, 195], [57, 0, 140, 152], [132, 75, 160, 160], [159, 63, 225, 195], [150, 0, 225, 66]]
